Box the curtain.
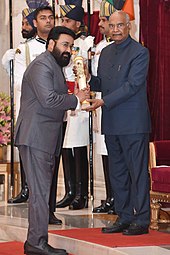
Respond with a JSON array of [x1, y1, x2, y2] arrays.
[[140, 0, 170, 140], [84, 11, 102, 45]]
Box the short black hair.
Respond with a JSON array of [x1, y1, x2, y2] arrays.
[[34, 6, 54, 20], [46, 26, 75, 49]]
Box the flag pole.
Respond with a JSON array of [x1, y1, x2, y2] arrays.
[[52, 0, 55, 13], [9, 0, 15, 195], [87, 0, 94, 212]]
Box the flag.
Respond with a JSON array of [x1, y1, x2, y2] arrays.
[[122, 0, 135, 20], [107, 0, 126, 10]]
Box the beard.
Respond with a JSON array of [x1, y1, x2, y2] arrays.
[[52, 45, 71, 67], [21, 28, 36, 39]]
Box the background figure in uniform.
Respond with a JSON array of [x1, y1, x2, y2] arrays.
[[86, 10, 151, 236], [91, 0, 115, 215], [56, 0, 94, 210], [2, 7, 37, 204], [15, 26, 89, 255]]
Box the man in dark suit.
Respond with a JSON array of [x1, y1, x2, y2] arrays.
[[15, 26, 89, 255], [86, 10, 151, 236]]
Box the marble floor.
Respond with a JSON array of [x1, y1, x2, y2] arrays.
[[0, 198, 170, 255]]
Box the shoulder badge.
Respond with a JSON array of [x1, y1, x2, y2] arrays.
[[15, 48, 21, 54]]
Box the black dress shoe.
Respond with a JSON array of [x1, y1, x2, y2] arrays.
[[102, 221, 130, 233], [107, 203, 116, 215], [93, 198, 115, 214], [123, 223, 149, 236], [49, 212, 62, 225], [24, 240, 67, 255], [56, 193, 75, 208], [8, 186, 29, 204], [69, 195, 88, 210], [107, 208, 116, 215], [93, 202, 111, 213]]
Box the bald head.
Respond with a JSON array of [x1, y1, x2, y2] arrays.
[[109, 10, 131, 44]]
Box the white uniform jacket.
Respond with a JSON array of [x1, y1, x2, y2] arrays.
[[91, 38, 113, 155], [14, 37, 46, 118], [63, 35, 94, 148]]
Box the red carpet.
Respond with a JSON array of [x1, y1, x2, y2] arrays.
[[0, 242, 23, 255], [0, 241, 74, 255], [50, 228, 170, 248]]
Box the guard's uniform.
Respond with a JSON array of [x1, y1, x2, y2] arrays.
[[63, 34, 94, 148], [56, 1, 94, 210], [14, 37, 46, 118], [91, 38, 113, 155]]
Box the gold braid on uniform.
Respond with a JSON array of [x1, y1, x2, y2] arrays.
[[25, 42, 31, 67], [106, 37, 113, 43]]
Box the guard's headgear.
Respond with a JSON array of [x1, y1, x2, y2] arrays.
[[60, 0, 84, 22], [24, 0, 50, 28], [99, 0, 115, 19]]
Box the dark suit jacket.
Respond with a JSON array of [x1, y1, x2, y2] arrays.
[[15, 50, 77, 156], [90, 35, 151, 135]]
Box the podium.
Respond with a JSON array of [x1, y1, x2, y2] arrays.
[[0, 161, 20, 201]]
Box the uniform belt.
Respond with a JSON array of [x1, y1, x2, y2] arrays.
[[67, 81, 75, 94]]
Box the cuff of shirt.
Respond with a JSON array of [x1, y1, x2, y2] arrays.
[[75, 95, 81, 110], [87, 74, 91, 83]]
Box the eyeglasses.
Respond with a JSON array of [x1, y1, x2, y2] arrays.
[[109, 22, 129, 30], [55, 41, 73, 51]]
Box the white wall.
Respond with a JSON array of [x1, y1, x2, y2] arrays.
[[0, 0, 10, 94]]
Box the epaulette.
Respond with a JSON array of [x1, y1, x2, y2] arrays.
[[15, 48, 21, 54]]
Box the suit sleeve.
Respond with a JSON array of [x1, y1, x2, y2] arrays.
[[25, 58, 78, 111], [102, 47, 149, 110]]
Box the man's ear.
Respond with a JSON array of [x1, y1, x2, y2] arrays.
[[48, 39, 55, 51], [33, 19, 37, 28], [76, 21, 81, 29], [127, 22, 131, 31]]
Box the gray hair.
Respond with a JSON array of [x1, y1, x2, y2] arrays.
[[111, 10, 130, 23]]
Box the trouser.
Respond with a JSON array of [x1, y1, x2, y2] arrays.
[[61, 147, 76, 197], [74, 146, 88, 198], [19, 145, 55, 246], [102, 155, 113, 199], [62, 146, 88, 199], [49, 155, 60, 213], [105, 133, 150, 226], [49, 122, 67, 212], [19, 154, 27, 189]]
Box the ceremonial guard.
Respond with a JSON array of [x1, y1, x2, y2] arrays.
[[2, 5, 37, 204], [91, 0, 116, 214], [56, 0, 94, 210]]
